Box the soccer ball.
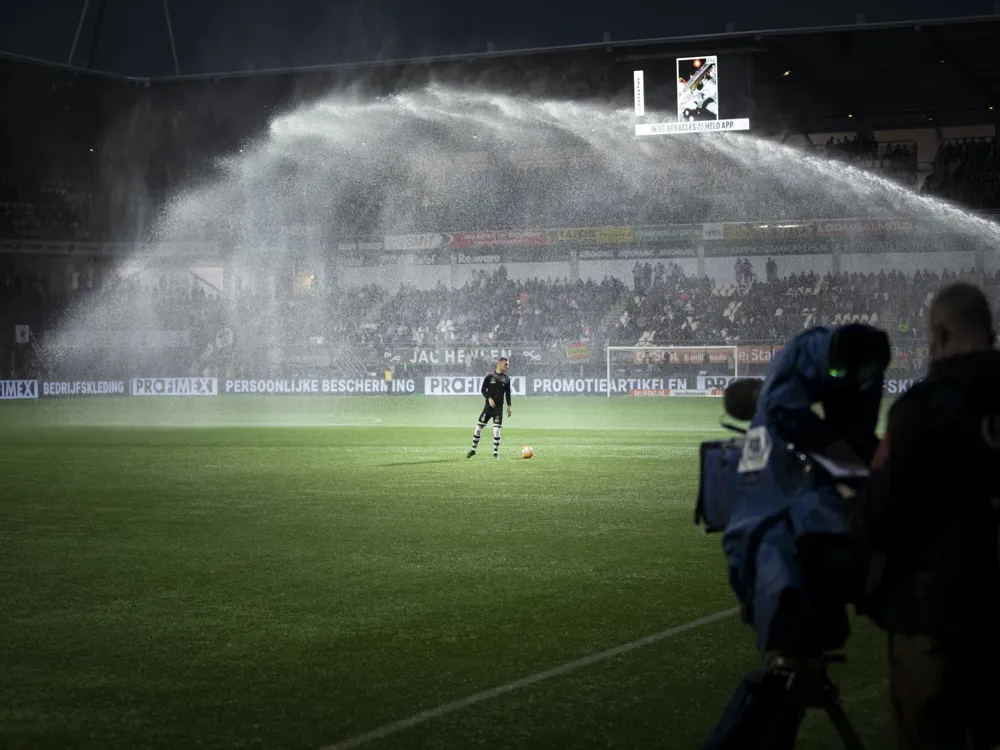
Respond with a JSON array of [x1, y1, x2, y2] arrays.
[[522, 446, 534, 459]]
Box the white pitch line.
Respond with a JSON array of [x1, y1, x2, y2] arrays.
[[319, 606, 740, 750]]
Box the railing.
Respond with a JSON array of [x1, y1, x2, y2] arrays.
[[876, 140, 918, 175], [329, 348, 368, 377], [935, 136, 996, 168]]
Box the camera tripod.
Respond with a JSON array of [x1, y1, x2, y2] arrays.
[[757, 653, 867, 750]]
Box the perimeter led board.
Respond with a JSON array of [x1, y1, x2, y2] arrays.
[[634, 54, 751, 136]]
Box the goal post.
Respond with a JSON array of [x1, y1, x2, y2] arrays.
[[604, 345, 740, 397]]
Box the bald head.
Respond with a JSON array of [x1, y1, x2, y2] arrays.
[[928, 282, 995, 362]]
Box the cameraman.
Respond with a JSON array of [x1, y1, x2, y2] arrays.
[[856, 282, 1000, 749]]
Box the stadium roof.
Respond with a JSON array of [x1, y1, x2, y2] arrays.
[[3, 10, 1000, 134], [1, 0, 999, 79]]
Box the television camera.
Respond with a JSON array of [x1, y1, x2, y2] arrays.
[[695, 324, 891, 750]]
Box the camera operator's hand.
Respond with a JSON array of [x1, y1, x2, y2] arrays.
[[835, 484, 858, 500], [822, 439, 868, 471]]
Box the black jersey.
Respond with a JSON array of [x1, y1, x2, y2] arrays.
[[481, 370, 512, 408]]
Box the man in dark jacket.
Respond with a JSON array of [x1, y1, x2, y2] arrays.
[[857, 281, 1000, 749]]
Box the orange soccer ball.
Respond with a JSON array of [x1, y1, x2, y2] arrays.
[[521, 446, 534, 459]]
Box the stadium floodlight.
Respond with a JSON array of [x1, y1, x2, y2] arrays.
[[605, 345, 740, 397]]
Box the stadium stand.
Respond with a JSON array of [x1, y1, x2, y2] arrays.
[[923, 136, 1000, 210], [617, 264, 997, 349], [818, 136, 918, 187], [4, 19, 1000, 382], [5, 249, 998, 382], [0, 178, 93, 239]]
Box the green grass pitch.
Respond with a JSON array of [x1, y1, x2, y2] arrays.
[[0, 396, 894, 749]]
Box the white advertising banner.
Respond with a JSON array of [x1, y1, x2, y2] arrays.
[[883, 379, 915, 395], [131, 378, 218, 396], [0, 380, 39, 400], [531, 377, 689, 395], [424, 375, 526, 396], [222, 378, 416, 395], [49, 330, 191, 349], [635, 118, 750, 136], [43, 381, 127, 397], [694, 375, 766, 390], [390, 346, 529, 366]]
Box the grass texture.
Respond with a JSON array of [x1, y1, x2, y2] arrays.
[[0, 396, 893, 749]]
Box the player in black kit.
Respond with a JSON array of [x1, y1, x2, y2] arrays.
[[467, 357, 512, 459]]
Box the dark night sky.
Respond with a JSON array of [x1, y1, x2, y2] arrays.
[[0, 0, 996, 77]]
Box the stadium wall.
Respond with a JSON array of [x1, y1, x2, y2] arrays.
[[2, 220, 986, 292], [329, 247, 976, 291], [15, 245, 972, 295], [319, 219, 989, 290], [451, 261, 570, 287], [840, 250, 978, 275], [702, 254, 833, 281], [336, 262, 447, 289], [577, 257, 699, 281]]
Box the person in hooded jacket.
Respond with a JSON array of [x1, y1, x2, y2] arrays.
[[855, 281, 1000, 750]]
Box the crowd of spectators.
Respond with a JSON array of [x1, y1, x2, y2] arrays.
[[818, 136, 917, 186], [922, 137, 1000, 210], [4, 252, 1000, 380], [0, 269, 225, 380], [0, 179, 93, 240], [365, 268, 626, 350], [616, 262, 999, 354], [214, 269, 628, 378]]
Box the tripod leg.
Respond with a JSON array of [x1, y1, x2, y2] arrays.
[[760, 707, 805, 750], [824, 701, 868, 750]]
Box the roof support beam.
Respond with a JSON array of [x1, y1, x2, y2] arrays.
[[84, 0, 107, 71], [67, 0, 90, 66], [163, 0, 181, 76]]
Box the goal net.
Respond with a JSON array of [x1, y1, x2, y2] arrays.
[[604, 345, 739, 397]]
